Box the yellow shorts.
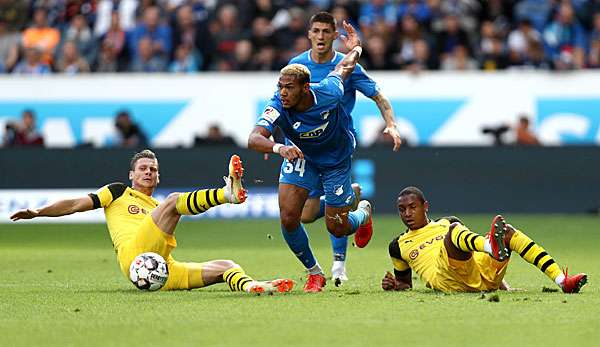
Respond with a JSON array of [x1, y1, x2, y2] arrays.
[[430, 245, 509, 292], [116, 214, 206, 290]]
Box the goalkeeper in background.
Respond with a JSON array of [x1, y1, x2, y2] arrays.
[[10, 150, 294, 294]]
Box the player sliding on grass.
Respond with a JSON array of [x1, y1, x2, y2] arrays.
[[248, 21, 373, 293], [382, 186, 587, 293], [10, 150, 294, 294]]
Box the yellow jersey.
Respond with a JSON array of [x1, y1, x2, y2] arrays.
[[389, 218, 453, 288], [89, 183, 159, 253], [389, 217, 508, 292]]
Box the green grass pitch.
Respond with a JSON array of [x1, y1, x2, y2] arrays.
[[1, 215, 599, 347]]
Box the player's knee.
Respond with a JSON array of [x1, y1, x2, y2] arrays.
[[445, 223, 459, 237], [215, 259, 237, 270], [280, 211, 301, 231], [326, 223, 347, 238], [212, 259, 238, 275], [164, 193, 180, 207]]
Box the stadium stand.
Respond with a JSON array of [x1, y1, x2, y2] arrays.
[[2, 0, 600, 73]]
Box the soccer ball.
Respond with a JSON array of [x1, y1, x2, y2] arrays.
[[129, 252, 169, 291]]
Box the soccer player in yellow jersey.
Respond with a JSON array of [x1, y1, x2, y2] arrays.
[[381, 186, 587, 293], [10, 150, 293, 294]]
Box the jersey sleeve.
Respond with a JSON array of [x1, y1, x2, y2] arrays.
[[389, 236, 410, 272], [314, 72, 344, 106], [256, 97, 282, 133], [89, 182, 127, 209], [351, 63, 380, 98]]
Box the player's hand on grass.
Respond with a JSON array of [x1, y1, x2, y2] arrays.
[[279, 145, 304, 161], [383, 125, 403, 151], [340, 20, 361, 51], [10, 208, 40, 221], [381, 271, 399, 291]]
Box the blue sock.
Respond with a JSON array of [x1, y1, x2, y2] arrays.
[[347, 209, 368, 233], [329, 234, 348, 261], [281, 224, 317, 269], [315, 197, 325, 220]]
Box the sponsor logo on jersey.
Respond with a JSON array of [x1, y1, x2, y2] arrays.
[[261, 106, 280, 122], [407, 235, 444, 260], [128, 205, 140, 214], [417, 235, 444, 250], [299, 122, 329, 138]]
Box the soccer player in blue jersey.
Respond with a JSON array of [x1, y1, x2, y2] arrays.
[[249, 21, 372, 293], [289, 12, 402, 285]]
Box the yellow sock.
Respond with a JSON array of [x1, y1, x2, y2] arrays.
[[450, 224, 485, 253], [223, 267, 254, 292], [509, 230, 562, 281], [175, 188, 227, 215]]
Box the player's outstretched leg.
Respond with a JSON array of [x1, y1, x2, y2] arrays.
[[188, 260, 293, 295], [499, 216, 588, 293], [223, 266, 294, 295], [444, 216, 511, 261], [175, 154, 247, 215]]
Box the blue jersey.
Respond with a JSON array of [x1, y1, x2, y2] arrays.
[[289, 50, 380, 133], [256, 72, 355, 167]]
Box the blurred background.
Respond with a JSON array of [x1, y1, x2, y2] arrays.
[[1, 0, 599, 219]]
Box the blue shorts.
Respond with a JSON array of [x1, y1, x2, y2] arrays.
[[279, 157, 354, 207]]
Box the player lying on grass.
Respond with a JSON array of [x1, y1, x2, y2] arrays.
[[10, 150, 293, 294], [382, 186, 587, 293]]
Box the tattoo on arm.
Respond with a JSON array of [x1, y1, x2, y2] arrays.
[[372, 92, 395, 124]]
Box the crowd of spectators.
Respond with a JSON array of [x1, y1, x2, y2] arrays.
[[2, 0, 600, 74]]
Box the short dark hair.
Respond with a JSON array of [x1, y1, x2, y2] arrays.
[[309, 11, 336, 30], [398, 186, 426, 203], [130, 149, 157, 170]]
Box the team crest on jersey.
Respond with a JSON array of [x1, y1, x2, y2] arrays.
[[261, 106, 280, 122], [320, 110, 330, 120], [128, 205, 140, 214], [334, 185, 344, 196], [299, 122, 328, 138], [293, 122, 301, 129]]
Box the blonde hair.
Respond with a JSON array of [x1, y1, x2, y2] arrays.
[[280, 64, 311, 84]]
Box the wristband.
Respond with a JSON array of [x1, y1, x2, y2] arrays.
[[351, 46, 363, 57], [272, 143, 283, 154]]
